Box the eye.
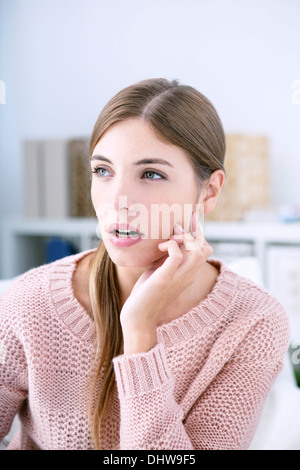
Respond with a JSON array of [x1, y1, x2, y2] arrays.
[[142, 170, 165, 180], [91, 167, 111, 177]]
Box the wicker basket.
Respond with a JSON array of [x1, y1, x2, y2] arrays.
[[206, 134, 270, 221], [68, 138, 95, 217]]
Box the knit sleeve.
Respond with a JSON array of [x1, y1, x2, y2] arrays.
[[0, 289, 28, 442], [113, 298, 290, 450], [113, 342, 194, 450]]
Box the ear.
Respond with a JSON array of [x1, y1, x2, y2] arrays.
[[199, 170, 225, 215]]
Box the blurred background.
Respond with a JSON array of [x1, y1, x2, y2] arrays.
[[0, 0, 300, 357], [0, 0, 300, 448], [1, 0, 300, 214]]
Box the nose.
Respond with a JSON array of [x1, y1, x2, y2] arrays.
[[93, 174, 147, 235], [110, 177, 135, 213]]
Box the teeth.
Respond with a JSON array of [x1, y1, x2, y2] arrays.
[[115, 229, 140, 238], [116, 230, 141, 237]]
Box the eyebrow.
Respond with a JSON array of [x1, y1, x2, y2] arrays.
[[91, 155, 174, 168]]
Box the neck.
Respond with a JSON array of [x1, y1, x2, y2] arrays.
[[115, 253, 170, 306], [115, 265, 146, 306], [116, 258, 219, 326]]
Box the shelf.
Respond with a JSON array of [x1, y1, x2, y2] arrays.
[[1, 217, 299, 278], [204, 220, 300, 243], [1, 216, 300, 342], [0, 217, 99, 279]]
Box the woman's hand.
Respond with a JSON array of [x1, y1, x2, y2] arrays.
[[120, 213, 213, 356]]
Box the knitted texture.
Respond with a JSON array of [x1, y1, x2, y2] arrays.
[[0, 250, 289, 450]]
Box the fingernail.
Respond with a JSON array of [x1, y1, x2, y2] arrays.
[[174, 224, 184, 234], [190, 211, 196, 234]]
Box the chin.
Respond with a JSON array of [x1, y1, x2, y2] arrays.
[[104, 240, 164, 269]]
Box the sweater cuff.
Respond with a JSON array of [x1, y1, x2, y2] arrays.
[[113, 342, 172, 398]]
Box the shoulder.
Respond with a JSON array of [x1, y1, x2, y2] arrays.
[[210, 257, 290, 344], [0, 249, 95, 317], [212, 257, 287, 317], [206, 257, 287, 320], [221, 262, 290, 360], [233, 267, 288, 325]]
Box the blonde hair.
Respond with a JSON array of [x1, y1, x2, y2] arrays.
[[88, 78, 226, 448]]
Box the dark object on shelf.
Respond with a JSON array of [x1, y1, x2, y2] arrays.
[[45, 237, 77, 263]]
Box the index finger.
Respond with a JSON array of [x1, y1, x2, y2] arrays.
[[190, 211, 205, 249], [157, 239, 184, 277]]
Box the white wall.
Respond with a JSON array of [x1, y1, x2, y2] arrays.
[[0, 0, 300, 218]]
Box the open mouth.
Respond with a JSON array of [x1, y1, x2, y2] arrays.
[[113, 229, 143, 238]]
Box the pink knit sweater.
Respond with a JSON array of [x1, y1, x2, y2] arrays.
[[0, 250, 289, 450]]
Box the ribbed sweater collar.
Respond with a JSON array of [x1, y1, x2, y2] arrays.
[[50, 249, 239, 345]]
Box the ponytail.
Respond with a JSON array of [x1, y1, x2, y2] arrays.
[[88, 241, 123, 449]]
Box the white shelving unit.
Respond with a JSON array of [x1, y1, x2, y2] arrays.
[[0, 217, 99, 279], [1, 216, 299, 279], [1, 216, 300, 340], [204, 220, 300, 284]]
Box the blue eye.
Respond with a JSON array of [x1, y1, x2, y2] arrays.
[[91, 167, 110, 177], [142, 171, 165, 180], [91, 167, 166, 180]]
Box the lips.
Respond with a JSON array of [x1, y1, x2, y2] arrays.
[[107, 222, 143, 248]]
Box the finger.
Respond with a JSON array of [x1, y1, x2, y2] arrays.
[[172, 218, 204, 251], [158, 238, 183, 255], [170, 223, 188, 246], [157, 239, 184, 276], [174, 223, 203, 252], [170, 225, 184, 246], [175, 239, 214, 278], [186, 238, 213, 261], [170, 234, 184, 247], [190, 211, 205, 249]]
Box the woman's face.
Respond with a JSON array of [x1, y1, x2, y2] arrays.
[[91, 117, 203, 268]]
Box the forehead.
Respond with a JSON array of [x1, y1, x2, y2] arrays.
[[92, 118, 191, 165]]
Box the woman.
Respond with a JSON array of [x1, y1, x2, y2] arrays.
[[0, 78, 289, 450]]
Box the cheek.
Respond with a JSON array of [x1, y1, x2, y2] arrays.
[[91, 183, 115, 229], [90, 180, 98, 209], [91, 186, 194, 239], [148, 202, 192, 238], [152, 210, 177, 239]]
